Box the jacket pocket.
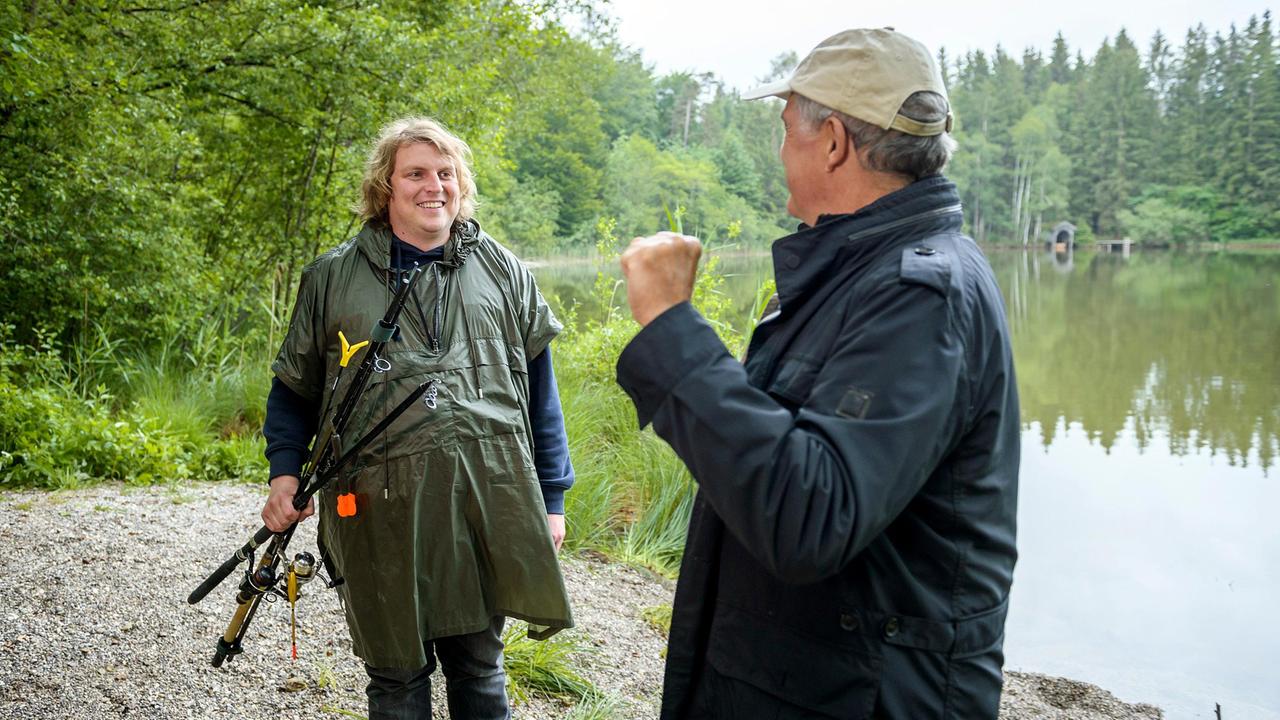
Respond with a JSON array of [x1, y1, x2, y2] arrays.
[[766, 355, 820, 406], [873, 601, 1009, 719], [472, 430, 538, 485], [942, 633, 1004, 719], [706, 603, 882, 719], [943, 600, 1008, 718]]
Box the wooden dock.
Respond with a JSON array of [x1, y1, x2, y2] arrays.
[[1096, 239, 1133, 257]]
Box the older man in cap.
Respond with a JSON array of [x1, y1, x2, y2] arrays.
[[616, 28, 1020, 719]]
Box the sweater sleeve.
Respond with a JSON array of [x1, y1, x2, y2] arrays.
[[527, 346, 574, 514], [263, 376, 320, 481]]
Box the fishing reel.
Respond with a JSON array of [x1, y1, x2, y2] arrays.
[[284, 552, 317, 660], [210, 551, 324, 667], [285, 552, 318, 597], [248, 551, 321, 604]]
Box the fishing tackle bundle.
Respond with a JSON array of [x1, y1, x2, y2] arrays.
[[188, 264, 429, 667]]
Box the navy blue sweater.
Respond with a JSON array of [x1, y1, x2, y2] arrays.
[[263, 238, 575, 513]]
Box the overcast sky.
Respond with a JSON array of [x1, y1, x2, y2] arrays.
[[599, 0, 1274, 92]]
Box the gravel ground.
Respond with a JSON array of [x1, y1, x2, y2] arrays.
[[0, 484, 1161, 719]]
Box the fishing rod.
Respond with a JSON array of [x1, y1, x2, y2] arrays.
[[189, 262, 434, 667], [204, 379, 435, 666]]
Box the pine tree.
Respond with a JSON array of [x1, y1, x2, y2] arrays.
[[1245, 12, 1280, 235], [1147, 31, 1175, 113], [1063, 43, 1107, 232], [1164, 25, 1211, 183], [1080, 32, 1160, 235], [950, 51, 1002, 239], [713, 129, 763, 205], [1022, 48, 1049, 102], [1209, 26, 1253, 206], [1050, 33, 1073, 85]]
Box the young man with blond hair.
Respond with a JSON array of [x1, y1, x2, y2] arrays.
[[261, 117, 574, 720]]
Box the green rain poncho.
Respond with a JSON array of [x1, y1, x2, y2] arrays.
[[273, 219, 573, 668]]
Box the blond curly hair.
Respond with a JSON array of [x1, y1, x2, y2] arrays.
[[355, 117, 477, 223]]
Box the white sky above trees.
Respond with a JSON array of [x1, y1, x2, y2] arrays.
[[599, 0, 1274, 91]]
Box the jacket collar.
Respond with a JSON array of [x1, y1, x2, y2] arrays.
[[356, 218, 481, 271], [771, 175, 963, 308]]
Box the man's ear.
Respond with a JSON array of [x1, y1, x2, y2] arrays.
[[823, 116, 852, 172]]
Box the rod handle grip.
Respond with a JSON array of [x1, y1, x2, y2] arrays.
[[187, 525, 274, 604]]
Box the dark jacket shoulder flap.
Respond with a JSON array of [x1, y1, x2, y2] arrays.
[[899, 243, 952, 296]]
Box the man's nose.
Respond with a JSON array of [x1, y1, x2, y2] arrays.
[[422, 174, 443, 192]]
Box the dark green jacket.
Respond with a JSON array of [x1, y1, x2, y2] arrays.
[[274, 220, 573, 668], [617, 177, 1019, 719]]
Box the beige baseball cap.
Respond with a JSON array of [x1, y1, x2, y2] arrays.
[[744, 27, 953, 136]]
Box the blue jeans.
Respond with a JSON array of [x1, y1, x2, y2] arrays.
[[365, 616, 510, 720]]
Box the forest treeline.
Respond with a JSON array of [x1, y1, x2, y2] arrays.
[[1, 1, 1277, 347], [948, 18, 1280, 246]]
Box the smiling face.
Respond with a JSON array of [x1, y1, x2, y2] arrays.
[[386, 141, 461, 250]]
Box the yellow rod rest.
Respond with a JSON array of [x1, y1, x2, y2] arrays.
[[338, 331, 370, 368]]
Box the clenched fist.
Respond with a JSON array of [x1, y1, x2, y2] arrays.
[[619, 232, 702, 326]]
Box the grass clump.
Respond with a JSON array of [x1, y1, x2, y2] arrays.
[[564, 691, 628, 719], [321, 707, 366, 719], [502, 622, 597, 704], [640, 604, 673, 637], [314, 660, 338, 691]]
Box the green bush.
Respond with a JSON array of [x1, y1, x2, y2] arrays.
[[1119, 198, 1211, 246], [0, 324, 267, 488], [0, 379, 206, 488]]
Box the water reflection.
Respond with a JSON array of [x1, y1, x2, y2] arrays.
[[1011, 418, 1280, 718], [536, 249, 1280, 472], [997, 250, 1280, 472]]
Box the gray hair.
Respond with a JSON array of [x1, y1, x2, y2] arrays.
[[793, 92, 957, 180]]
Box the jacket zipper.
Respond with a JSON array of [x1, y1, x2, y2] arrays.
[[843, 203, 963, 245]]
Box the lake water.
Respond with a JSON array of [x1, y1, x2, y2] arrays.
[[531, 248, 1280, 720]]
